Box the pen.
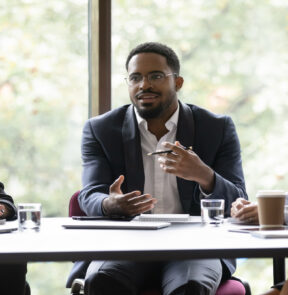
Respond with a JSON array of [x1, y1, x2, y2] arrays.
[[147, 146, 192, 156]]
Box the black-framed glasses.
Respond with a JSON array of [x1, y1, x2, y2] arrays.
[[125, 72, 177, 87]]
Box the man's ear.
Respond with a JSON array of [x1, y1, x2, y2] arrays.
[[175, 76, 184, 91]]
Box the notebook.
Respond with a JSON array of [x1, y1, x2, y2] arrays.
[[228, 226, 288, 234], [137, 214, 192, 223], [251, 229, 288, 239], [62, 219, 171, 230]]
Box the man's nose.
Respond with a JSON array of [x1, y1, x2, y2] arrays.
[[139, 76, 152, 89]]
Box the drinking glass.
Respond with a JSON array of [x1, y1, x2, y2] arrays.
[[201, 199, 225, 224], [18, 203, 41, 232]]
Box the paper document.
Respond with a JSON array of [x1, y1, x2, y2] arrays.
[[138, 214, 191, 223]]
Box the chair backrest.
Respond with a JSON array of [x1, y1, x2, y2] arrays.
[[141, 278, 248, 295], [69, 191, 86, 217]]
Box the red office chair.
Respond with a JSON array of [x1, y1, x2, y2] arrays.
[[68, 191, 251, 295]]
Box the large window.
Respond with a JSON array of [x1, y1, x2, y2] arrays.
[[1, 0, 88, 293], [1, 0, 88, 216], [112, 1, 288, 293], [2, 0, 288, 293]]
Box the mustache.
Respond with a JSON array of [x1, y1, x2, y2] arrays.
[[135, 90, 161, 99]]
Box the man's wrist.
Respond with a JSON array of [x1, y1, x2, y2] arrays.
[[198, 167, 215, 194]]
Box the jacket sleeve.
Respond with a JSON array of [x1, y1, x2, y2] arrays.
[[207, 116, 247, 216], [77, 120, 113, 216]]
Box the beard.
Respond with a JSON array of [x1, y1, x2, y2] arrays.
[[133, 90, 177, 120], [135, 103, 164, 119]]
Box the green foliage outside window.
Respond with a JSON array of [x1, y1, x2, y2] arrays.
[[1, 0, 288, 294], [112, 1, 288, 293], [1, 1, 87, 294]]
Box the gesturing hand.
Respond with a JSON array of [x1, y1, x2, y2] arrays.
[[102, 175, 157, 216], [158, 141, 215, 193]]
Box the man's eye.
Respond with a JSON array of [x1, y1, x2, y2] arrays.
[[129, 75, 141, 82], [150, 74, 163, 80]]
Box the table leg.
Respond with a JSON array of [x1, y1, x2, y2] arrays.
[[273, 257, 286, 285]]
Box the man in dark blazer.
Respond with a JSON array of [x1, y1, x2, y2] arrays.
[[0, 182, 28, 295], [67, 42, 247, 295]]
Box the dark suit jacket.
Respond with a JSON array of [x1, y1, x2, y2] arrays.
[[66, 101, 248, 287]]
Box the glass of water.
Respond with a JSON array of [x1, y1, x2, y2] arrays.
[[201, 199, 225, 224], [18, 203, 41, 232]]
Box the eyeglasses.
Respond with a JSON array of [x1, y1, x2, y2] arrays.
[[125, 72, 177, 87]]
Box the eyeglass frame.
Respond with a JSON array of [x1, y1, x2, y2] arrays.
[[125, 71, 178, 87]]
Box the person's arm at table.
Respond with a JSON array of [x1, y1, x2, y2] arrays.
[[158, 115, 247, 215], [0, 182, 17, 220], [230, 197, 259, 224], [0, 203, 13, 220], [78, 119, 157, 217]]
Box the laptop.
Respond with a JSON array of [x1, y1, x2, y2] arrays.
[[62, 219, 171, 230], [0, 220, 18, 233]]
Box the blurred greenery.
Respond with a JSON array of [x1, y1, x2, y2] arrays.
[[112, 0, 288, 294], [0, 0, 88, 215], [1, 0, 88, 294], [1, 0, 288, 294]]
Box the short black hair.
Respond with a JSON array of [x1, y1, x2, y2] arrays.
[[125, 42, 180, 75]]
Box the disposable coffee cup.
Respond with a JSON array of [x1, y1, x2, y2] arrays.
[[256, 190, 286, 228]]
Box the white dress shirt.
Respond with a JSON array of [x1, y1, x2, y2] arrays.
[[134, 105, 184, 214]]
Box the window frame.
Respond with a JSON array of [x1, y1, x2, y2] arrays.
[[89, 0, 111, 117]]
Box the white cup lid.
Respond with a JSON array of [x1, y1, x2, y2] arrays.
[[256, 190, 286, 197]]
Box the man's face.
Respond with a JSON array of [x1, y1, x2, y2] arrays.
[[127, 53, 183, 120]]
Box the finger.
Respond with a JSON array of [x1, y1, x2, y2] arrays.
[[126, 199, 157, 215], [238, 208, 258, 221], [162, 142, 187, 156], [161, 152, 179, 161], [109, 175, 124, 194], [126, 194, 155, 205], [234, 199, 251, 210], [240, 199, 251, 205], [158, 156, 177, 166], [159, 164, 176, 174], [175, 141, 185, 148], [242, 205, 257, 213]]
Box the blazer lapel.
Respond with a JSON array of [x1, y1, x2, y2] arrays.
[[176, 102, 199, 214], [176, 101, 195, 149], [122, 105, 145, 193]]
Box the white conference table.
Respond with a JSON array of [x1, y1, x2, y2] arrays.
[[0, 217, 287, 284]]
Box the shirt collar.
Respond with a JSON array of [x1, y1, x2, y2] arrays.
[[134, 103, 179, 131]]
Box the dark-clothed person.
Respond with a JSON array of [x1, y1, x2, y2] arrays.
[[0, 182, 28, 295], [67, 42, 248, 295]]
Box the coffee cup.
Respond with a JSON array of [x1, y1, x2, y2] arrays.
[[256, 190, 286, 228]]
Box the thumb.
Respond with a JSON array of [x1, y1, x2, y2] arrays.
[[109, 175, 124, 194], [175, 141, 185, 148]]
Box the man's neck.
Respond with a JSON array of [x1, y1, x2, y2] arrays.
[[146, 104, 178, 140], [146, 117, 169, 141]]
